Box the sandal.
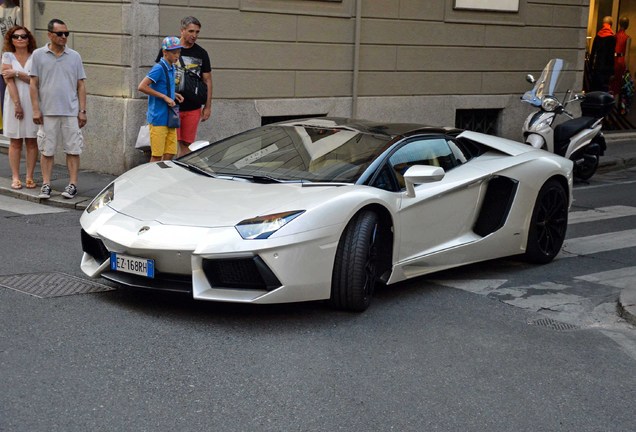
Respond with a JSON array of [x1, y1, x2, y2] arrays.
[[25, 179, 37, 189], [11, 179, 22, 190]]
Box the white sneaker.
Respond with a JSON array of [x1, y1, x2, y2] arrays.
[[61, 184, 77, 199], [38, 183, 51, 199]]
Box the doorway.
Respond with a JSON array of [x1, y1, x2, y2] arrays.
[[587, 0, 636, 129]]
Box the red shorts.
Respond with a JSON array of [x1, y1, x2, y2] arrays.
[[177, 109, 201, 144]]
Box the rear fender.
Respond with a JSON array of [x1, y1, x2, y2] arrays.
[[564, 125, 602, 159]]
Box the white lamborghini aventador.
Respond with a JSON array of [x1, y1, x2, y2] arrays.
[[80, 118, 573, 311]]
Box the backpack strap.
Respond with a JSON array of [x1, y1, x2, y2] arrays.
[[158, 60, 173, 98]]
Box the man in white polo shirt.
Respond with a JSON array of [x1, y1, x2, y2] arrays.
[[30, 18, 87, 199]]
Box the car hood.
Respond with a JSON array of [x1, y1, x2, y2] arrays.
[[108, 161, 349, 227]]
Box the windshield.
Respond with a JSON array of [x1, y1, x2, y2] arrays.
[[521, 58, 577, 106], [179, 123, 392, 183]]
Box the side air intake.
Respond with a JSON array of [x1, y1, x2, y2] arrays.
[[473, 176, 518, 237]]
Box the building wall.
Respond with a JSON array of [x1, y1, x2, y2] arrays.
[[31, 0, 588, 175]]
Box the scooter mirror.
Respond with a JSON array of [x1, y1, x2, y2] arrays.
[[526, 74, 536, 84]]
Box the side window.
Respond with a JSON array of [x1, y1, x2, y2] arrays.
[[389, 138, 459, 189], [452, 136, 485, 161], [448, 139, 469, 164], [370, 165, 399, 191]]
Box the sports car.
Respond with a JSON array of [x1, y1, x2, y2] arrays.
[[80, 117, 573, 311]]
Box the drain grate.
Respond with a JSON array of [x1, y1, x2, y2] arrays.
[[528, 318, 579, 331], [0, 272, 115, 298]]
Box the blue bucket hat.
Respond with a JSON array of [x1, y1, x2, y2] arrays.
[[162, 36, 183, 51]]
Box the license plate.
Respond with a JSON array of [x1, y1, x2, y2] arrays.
[[110, 252, 155, 278]]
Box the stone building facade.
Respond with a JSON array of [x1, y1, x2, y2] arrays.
[[22, 0, 587, 175]]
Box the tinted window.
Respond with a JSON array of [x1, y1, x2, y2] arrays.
[[370, 165, 399, 191], [180, 124, 391, 183], [389, 138, 459, 188], [453, 136, 486, 160]]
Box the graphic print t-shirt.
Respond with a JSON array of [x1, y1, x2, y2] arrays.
[[156, 43, 211, 112]]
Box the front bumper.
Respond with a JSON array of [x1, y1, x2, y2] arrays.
[[79, 208, 342, 304]]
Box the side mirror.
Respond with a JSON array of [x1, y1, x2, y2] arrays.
[[526, 74, 535, 84], [189, 140, 210, 152], [403, 165, 445, 197]]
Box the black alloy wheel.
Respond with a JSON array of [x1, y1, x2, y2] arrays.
[[331, 210, 380, 312], [524, 179, 569, 264]]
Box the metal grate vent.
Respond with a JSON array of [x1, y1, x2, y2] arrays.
[[455, 108, 501, 134], [0, 272, 115, 298], [527, 318, 579, 331]]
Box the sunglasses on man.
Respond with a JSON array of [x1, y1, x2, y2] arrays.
[[50, 31, 70, 37]]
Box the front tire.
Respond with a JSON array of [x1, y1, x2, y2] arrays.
[[524, 179, 568, 264], [331, 211, 380, 312]]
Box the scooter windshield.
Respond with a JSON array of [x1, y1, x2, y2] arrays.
[[521, 58, 567, 107]]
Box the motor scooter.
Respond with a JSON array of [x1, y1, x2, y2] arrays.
[[521, 58, 613, 180]]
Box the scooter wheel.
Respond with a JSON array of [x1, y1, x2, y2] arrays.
[[574, 146, 600, 181]]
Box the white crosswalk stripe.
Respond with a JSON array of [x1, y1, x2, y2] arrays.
[[563, 229, 636, 256], [563, 206, 636, 257], [0, 195, 67, 215], [568, 205, 636, 224], [576, 266, 636, 289], [429, 205, 636, 332]]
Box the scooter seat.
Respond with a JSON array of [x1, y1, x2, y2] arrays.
[[553, 117, 598, 156]]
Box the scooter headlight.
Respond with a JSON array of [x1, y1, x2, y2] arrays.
[[541, 96, 560, 112]]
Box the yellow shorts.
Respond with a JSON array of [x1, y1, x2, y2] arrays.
[[149, 125, 177, 157]]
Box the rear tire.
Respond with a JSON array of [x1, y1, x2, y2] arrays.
[[524, 179, 568, 264], [331, 211, 380, 312], [574, 145, 600, 181]]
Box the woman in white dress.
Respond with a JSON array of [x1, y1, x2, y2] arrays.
[[2, 25, 38, 190]]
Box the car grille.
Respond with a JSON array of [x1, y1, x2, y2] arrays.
[[81, 229, 110, 263], [202, 257, 281, 291], [102, 271, 192, 293]]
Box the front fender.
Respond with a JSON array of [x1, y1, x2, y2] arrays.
[[525, 133, 546, 150]]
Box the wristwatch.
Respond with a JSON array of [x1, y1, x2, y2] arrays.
[[79, 110, 87, 114]]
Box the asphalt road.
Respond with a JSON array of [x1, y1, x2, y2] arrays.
[[1, 171, 636, 431]]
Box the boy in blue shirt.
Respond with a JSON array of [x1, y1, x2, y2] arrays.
[[138, 36, 184, 162]]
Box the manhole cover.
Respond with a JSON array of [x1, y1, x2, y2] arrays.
[[0, 272, 115, 298], [528, 318, 579, 331]]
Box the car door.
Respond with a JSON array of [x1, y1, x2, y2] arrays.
[[389, 136, 490, 265]]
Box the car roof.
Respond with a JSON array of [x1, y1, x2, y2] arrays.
[[274, 117, 462, 139]]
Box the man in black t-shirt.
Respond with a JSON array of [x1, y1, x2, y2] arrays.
[[156, 16, 212, 156]]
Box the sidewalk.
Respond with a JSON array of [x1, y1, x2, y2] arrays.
[[0, 148, 116, 211], [0, 136, 635, 325]]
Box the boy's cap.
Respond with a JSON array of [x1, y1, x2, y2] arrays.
[[162, 36, 183, 51]]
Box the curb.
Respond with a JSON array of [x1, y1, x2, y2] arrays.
[[618, 289, 636, 326], [597, 155, 636, 173], [0, 177, 92, 211]]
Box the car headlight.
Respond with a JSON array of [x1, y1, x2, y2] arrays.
[[86, 183, 114, 213], [541, 96, 560, 112], [235, 210, 305, 239]]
